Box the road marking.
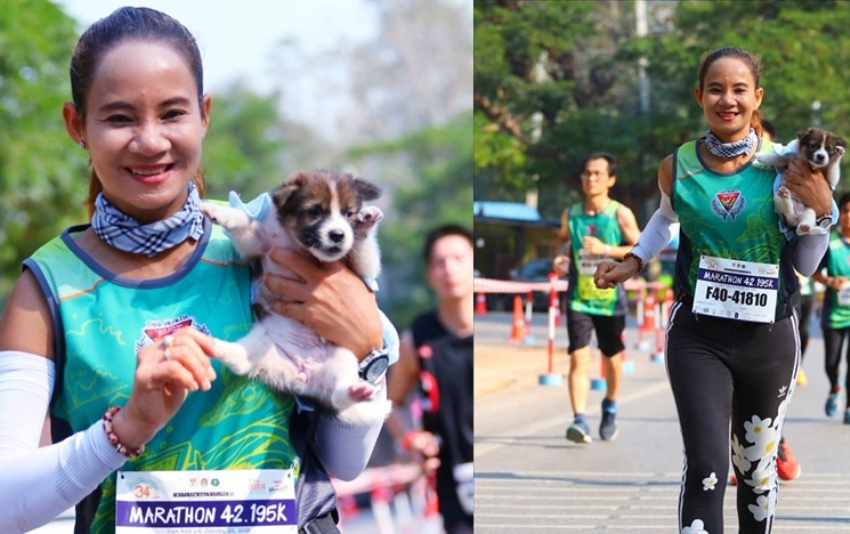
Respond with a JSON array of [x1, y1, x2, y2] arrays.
[[474, 381, 671, 458]]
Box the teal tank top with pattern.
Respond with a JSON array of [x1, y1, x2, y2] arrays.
[[566, 200, 627, 316], [821, 233, 850, 329], [672, 138, 794, 309], [24, 219, 297, 534]]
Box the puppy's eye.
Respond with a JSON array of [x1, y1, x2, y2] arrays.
[[307, 208, 322, 218], [346, 210, 355, 218]]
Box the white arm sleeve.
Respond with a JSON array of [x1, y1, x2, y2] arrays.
[[792, 232, 830, 276], [313, 381, 387, 481], [630, 190, 680, 264], [0, 351, 128, 533]]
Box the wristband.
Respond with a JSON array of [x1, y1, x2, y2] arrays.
[[401, 430, 425, 451], [103, 406, 145, 458], [623, 251, 645, 272]]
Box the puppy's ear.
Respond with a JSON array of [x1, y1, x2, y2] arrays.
[[354, 178, 382, 201], [798, 128, 812, 141], [272, 173, 303, 210]]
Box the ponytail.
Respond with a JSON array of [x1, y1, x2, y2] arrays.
[[751, 108, 764, 138]]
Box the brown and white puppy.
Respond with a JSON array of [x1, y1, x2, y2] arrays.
[[200, 169, 390, 424], [757, 127, 846, 235]]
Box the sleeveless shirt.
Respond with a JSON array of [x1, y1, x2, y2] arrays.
[[821, 233, 850, 329], [24, 219, 303, 533], [410, 310, 473, 524], [671, 137, 798, 319], [566, 200, 627, 316]]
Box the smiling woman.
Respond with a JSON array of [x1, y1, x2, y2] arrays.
[[0, 6, 396, 534]]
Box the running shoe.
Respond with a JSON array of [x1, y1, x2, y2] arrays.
[[776, 438, 801, 481], [826, 388, 841, 417], [566, 419, 592, 444], [599, 407, 618, 441], [844, 409, 850, 425], [796, 367, 808, 386]]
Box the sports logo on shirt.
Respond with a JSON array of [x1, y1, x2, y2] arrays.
[[711, 189, 746, 221], [134, 314, 211, 353]]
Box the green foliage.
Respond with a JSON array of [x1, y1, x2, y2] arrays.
[[201, 84, 288, 201], [474, 0, 850, 222], [0, 0, 86, 299], [348, 111, 473, 329]]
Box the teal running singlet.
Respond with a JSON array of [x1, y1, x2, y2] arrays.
[[25, 219, 298, 533]]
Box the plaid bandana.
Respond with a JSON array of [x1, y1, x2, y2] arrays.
[[92, 183, 205, 257], [704, 128, 757, 159]]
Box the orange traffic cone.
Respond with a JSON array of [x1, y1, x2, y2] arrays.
[[509, 295, 528, 343], [475, 292, 488, 315]]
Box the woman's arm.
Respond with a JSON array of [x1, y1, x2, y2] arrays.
[[0, 351, 128, 533]]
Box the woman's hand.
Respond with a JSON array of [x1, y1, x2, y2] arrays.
[[113, 327, 218, 450], [265, 248, 383, 360], [594, 257, 640, 290], [784, 159, 834, 216]]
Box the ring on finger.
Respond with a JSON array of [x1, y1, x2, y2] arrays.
[[163, 348, 171, 361], [162, 335, 175, 349]]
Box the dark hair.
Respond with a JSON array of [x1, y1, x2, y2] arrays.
[[698, 46, 764, 136], [839, 192, 850, 211], [761, 118, 777, 141], [582, 152, 618, 178], [423, 224, 473, 263], [71, 7, 206, 216]]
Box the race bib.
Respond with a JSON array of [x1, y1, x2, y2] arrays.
[[837, 284, 850, 307], [577, 249, 612, 301], [693, 255, 778, 323], [115, 469, 297, 533], [453, 462, 473, 515]]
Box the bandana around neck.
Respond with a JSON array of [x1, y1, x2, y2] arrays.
[[704, 128, 757, 159], [91, 183, 205, 257]]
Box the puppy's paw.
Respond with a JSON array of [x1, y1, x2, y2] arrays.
[[200, 202, 249, 231], [356, 206, 384, 228], [777, 185, 790, 199], [837, 146, 846, 157], [348, 381, 376, 402]]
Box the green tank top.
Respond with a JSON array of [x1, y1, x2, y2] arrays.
[[822, 233, 850, 329], [567, 200, 626, 316], [672, 138, 787, 297], [26, 220, 298, 534]]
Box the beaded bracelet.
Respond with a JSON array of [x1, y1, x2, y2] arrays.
[[623, 251, 645, 272], [102, 406, 145, 458]]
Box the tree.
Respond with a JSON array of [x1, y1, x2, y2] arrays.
[[474, 0, 850, 222], [348, 111, 473, 328], [0, 0, 85, 304]]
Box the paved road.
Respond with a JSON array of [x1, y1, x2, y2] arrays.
[[475, 311, 850, 532]]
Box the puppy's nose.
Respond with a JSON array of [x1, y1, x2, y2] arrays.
[[329, 230, 345, 243], [815, 153, 827, 163]]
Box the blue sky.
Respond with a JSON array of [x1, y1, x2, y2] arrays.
[[57, 0, 380, 93]]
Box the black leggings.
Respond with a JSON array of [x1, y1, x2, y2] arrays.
[[822, 327, 850, 403], [796, 293, 814, 357], [666, 300, 799, 534]]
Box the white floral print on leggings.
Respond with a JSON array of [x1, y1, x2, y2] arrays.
[[732, 398, 789, 523]]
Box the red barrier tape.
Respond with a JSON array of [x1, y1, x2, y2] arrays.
[[473, 277, 666, 294]]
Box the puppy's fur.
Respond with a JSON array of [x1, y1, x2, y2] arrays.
[[200, 169, 390, 424], [757, 127, 846, 235]]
